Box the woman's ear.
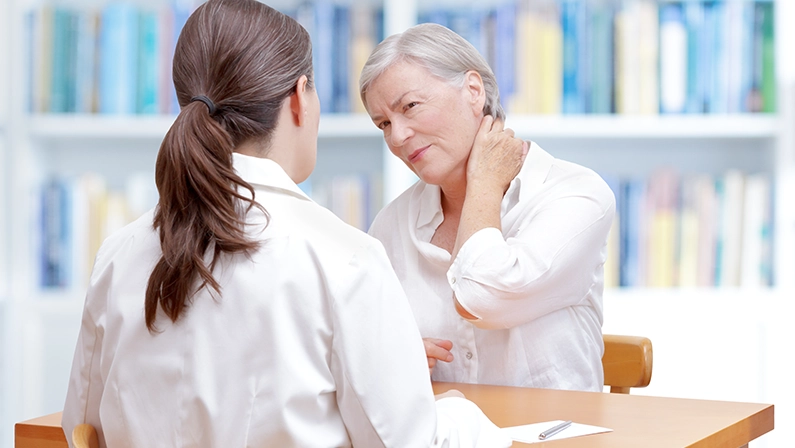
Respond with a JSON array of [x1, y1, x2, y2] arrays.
[[290, 75, 310, 126], [464, 70, 486, 115]]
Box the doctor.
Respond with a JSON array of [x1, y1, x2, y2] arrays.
[[62, 1, 511, 446]]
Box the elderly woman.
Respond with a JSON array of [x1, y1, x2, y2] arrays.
[[360, 23, 615, 392]]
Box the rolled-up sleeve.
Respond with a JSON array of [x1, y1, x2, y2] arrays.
[[448, 187, 615, 330]]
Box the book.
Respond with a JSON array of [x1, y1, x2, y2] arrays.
[[684, 1, 706, 114], [313, 0, 335, 114], [619, 178, 645, 287], [707, 2, 729, 114], [332, 5, 351, 114], [716, 170, 745, 287], [614, 1, 640, 114], [677, 175, 700, 287], [740, 174, 772, 287], [561, 0, 585, 114], [758, 1, 776, 113], [349, 3, 377, 113], [509, 1, 535, 114], [50, 7, 75, 113], [538, 4, 562, 115], [494, 3, 516, 111], [637, 0, 658, 115], [40, 179, 71, 288], [99, 2, 138, 114], [74, 9, 99, 113], [646, 169, 678, 288], [587, 0, 614, 114], [137, 8, 160, 114], [659, 3, 687, 114]]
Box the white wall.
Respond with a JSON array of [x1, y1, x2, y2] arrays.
[[603, 289, 793, 447]]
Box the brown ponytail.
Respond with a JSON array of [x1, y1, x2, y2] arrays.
[[145, 0, 313, 332]]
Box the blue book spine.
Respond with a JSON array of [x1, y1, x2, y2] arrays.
[[40, 180, 71, 288], [577, 0, 590, 115], [561, 0, 583, 114], [99, 3, 138, 114], [684, 1, 704, 114], [373, 6, 385, 43], [620, 179, 644, 288], [313, 0, 335, 114], [589, 2, 614, 114], [494, 3, 515, 107], [332, 5, 350, 114], [708, 1, 729, 114], [738, 2, 755, 113], [74, 10, 98, 113], [50, 7, 71, 113], [26, 9, 36, 113], [65, 10, 79, 113], [137, 10, 160, 114], [712, 177, 724, 286], [466, 7, 488, 60]]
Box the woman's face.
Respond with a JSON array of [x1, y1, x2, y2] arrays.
[[364, 60, 485, 188]]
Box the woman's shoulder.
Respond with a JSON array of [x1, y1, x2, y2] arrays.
[[527, 143, 616, 209]]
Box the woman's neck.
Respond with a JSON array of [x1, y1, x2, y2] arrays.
[[439, 177, 467, 217]]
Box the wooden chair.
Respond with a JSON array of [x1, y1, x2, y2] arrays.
[[72, 423, 99, 448], [602, 334, 653, 394]]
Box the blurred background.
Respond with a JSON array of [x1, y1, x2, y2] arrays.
[[2, 0, 794, 446]]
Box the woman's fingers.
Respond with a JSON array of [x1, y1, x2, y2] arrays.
[[423, 338, 454, 362], [490, 116, 504, 132]]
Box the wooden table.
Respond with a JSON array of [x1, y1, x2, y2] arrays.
[[16, 382, 773, 448]]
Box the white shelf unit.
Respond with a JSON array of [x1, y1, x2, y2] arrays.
[[1, 1, 795, 448], [1, 1, 12, 448]]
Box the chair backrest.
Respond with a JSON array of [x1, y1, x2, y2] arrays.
[[602, 334, 653, 394], [72, 423, 99, 448]]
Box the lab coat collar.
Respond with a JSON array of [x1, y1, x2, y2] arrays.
[[232, 152, 311, 201]]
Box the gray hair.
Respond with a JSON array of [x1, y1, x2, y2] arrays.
[[359, 23, 505, 120]]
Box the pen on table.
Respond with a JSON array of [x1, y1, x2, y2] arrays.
[[538, 420, 572, 440]]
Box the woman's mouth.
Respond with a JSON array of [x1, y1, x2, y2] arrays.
[[408, 146, 429, 163]]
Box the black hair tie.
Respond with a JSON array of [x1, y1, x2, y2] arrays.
[[190, 95, 217, 115]]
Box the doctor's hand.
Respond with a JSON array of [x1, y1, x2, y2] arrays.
[[424, 338, 454, 377]]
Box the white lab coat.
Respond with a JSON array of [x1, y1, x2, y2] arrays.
[[62, 153, 510, 447]]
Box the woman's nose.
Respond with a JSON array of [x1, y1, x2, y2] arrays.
[[389, 118, 413, 147]]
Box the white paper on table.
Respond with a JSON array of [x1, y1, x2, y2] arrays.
[[501, 420, 612, 443]]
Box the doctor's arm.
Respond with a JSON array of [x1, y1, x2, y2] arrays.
[[330, 242, 509, 447]]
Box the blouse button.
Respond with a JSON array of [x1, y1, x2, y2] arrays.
[[451, 277, 457, 285], [466, 351, 473, 360]]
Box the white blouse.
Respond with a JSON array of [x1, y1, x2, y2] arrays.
[[62, 153, 510, 448], [369, 142, 615, 391]]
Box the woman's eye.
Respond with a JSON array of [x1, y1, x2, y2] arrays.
[[406, 101, 418, 109], [378, 121, 390, 130]]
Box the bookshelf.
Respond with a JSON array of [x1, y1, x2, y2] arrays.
[[1, 0, 794, 447]]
